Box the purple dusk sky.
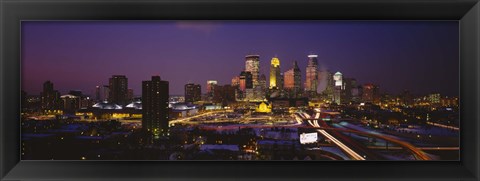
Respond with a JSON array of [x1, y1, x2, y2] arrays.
[[22, 21, 459, 96]]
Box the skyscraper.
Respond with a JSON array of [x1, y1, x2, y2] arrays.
[[231, 76, 240, 87], [333, 72, 343, 104], [185, 83, 202, 103], [321, 71, 335, 102], [284, 61, 302, 97], [305, 54, 319, 93], [206, 80, 218, 97], [269, 57, 281, 89], [239, 71, 253, 92], [95, 85, 101, 101], [245, 55, 260, 87], [102, 85, 110, 101], [40, 81, 61, 112], [343, 78, 356, 103], [108, 75, 128, 106], [142, 76, 169, 137], [257, 74, 267, 100]]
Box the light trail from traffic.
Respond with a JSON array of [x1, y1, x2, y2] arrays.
[[304, 112, 366, 160]]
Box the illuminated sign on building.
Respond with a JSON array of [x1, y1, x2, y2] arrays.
[[300, 132, 318, 144]]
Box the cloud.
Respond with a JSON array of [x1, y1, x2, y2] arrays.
[[175, 21, 221, 34]]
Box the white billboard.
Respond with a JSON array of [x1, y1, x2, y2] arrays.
[[300, 132, 318, 144]]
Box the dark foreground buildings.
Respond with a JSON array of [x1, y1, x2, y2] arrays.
[[142, 76, 169, 137]]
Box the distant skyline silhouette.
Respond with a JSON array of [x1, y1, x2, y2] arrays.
[[22, 21, 459, 96]]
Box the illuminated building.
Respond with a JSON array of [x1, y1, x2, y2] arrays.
[[333, 72, 343, 87], [206, 80, 217, 97], [269, 57, 281, 89], [185, 83, 201, 103], [40, 81, 61, 112], [142, 76, 169, 137], [60, 94, 80, 114], [258, 74, 267, 99], [169, 103, 198, 119], [76, 100, 142, 120], [108, 75, 128, 106], [231, 76, 240, 87], [239, 71, 253, 92], [66, 90, 93, 109], [305, 54, 319, 93], [332, 72, 344, 104], [245, 55, 260, 87], [428, 93, 441, 105], [284, 61, 302, 97], [255, 101, 272, 113], [441, 96, 459, 107], [320, 71, 335, 102]]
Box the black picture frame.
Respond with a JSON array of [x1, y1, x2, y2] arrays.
[[1, 0, 479, 180]]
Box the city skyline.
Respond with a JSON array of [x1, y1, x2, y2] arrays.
[[22, 21, 459, 96]]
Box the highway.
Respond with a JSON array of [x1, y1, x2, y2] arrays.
[[303, 112, 431, 160], [303, 112, 366, 160], [169, 110, 233, 124]]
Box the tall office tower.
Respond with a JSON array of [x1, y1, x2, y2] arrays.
[[40, 81, 61, 111], [108, 75, 128, 106], [95, 85, 101, 101], [142, 76, 169, 137], [323, 71, 335, 101], [342, 78, 356, 104], [269, 57, 281, 89], [231, 76, 240, 87], [185, 83, 202, 103], [245, 55, 260, 87], [362, 83, 379, 103], [343, 78, 357, 103], [333, 72, 344, 104], [206, 80, 218, 97], [284, 61, 302, 97], [239, 71, 253, 92], [257, 74, 267, 100], [333, 72, 343, 87], [305, 54, 319, 93], [102, 85, 110, 101], [259, 74, 267, 90]]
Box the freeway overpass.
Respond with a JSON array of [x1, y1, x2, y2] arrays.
[[302, 112, 431, 161]]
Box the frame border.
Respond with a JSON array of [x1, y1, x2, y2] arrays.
[[1, 0, 479, 180]]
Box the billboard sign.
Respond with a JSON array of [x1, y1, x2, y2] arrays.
[[300, 132, 318, 144]]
